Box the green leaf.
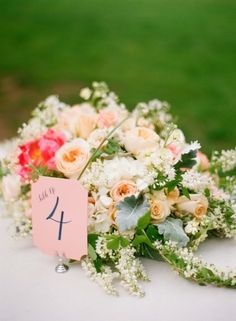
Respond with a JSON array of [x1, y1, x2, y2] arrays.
[[175, 149, 197, 170], [107, 238, 120, 250], [0, 163, 9, 178], [182, 187, 190, 199], [106, 235, 130, 249], [93, 257, 103, 273], [116, 194, 150, 232], [155, 218, 189, 247], [120, 236, 129, 248], [205, 188, 210, 197], [88, 244, 97, 260], [88, 234, 99, 248], [137, 243, 163, 261], [132, 234, 154, 248], [21, 184, 31, 195], [137, 211, 151, 230], [103, 138, 121, 155], [146, 225, 163, 242]]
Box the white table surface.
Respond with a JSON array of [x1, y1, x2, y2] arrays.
[[1, 217, 236, 321]]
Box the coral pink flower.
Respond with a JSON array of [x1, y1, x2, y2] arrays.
[[18, 129, 65, 180], [39, 129, 65, 169]]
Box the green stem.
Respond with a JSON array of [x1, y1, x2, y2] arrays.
[[77, 116, 130, 180]]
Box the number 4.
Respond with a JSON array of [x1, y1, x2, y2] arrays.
[[46, 196, 71, 240]]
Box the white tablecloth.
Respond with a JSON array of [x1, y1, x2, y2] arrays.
[[0, 216, 236, 321]]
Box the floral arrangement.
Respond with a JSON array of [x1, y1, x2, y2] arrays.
[[1, 82, 236, 297]]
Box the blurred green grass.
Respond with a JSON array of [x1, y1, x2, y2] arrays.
[[0, 0, 235, 154]]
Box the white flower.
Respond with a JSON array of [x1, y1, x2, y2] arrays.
[[182, 170, 212, 192], [136, 178, 149, 191], [55, 138, 90, 178], [0, 139, 18, 161], [80, 87, 92, 100], [149, 147, 173, 166], [88, 212, 112, 233], [99, 195, 113, 208], [18, 118, 46, 142], [43, 95, 67, 110], [2, 174, 21, 202], [182, 141, 201, 155], [213, 148, 236, 172], [185, 220, 200, 235], [102, 156, 150, 188]]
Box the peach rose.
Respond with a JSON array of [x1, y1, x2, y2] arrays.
[[110, 180, 137, 202], [98, 108, 118, 128], [108, 205, 117, 224], [150, 199, 171, 223], [123, 127, 159, 156], [176, 193, 208, 220], [197, 151, 210, 171], [166, 187, 180, 205], [57, 104, 97, 138], [55, 138, 90, 178]]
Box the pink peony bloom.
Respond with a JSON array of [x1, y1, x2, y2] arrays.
[[18, 129, 65, 180], [39, 129, 65, 169]]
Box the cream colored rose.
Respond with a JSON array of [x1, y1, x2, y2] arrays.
[[56, 108, 79, 134], [176, 193, 208, 220], [123, 127, 159, 156], [150, 199, 171, 223], [56, 104, 97, 138], [55, 138, 90, 178], [110, 180, 137, 202], [2, 174, 21, 202], [73, 104, 98, 139]]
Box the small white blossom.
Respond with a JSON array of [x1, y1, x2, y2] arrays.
[[212, 148, 236, 172], [80, 87, 92, 100], [182, 170, 212, 192]]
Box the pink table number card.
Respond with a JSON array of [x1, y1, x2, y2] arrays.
[[31, 176, 88, 261]]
